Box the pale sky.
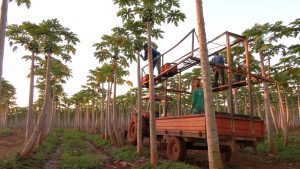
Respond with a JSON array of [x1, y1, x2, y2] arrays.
[[3, 0, 299, 106]]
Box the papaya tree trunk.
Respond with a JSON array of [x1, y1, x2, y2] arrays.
[[91, 101, 95, 133], [113, 59, 122, 146], [0, 0, 8, 110], [84, 104, 87, 131], [3, 101, 8, 128], [19, 53, 52, 158], [146, 19, 159, 168], [107, 80, 114, 142], [136, 50, 143, 155], [283, 87, 289, 145], [297, 85, 300, 119], [277, 83, 288, 145], [25, 52, 36, 142], [270, 105, 278, 134], [259, 52, 275, 154], [196, 0, 222, 168]]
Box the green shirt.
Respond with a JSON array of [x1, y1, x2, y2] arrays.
[[192, 88, 204, 110]]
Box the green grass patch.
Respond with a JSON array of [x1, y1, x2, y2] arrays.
[[0, 128, 13, 137], [136, 160, 200, 169], [0, 129, 60, 169], [58, 129, 103, 169], [112, 145, 139, 162], [85, 134, 110, 148], [59, 154, 102, 169], [257, 130, 300, 161]]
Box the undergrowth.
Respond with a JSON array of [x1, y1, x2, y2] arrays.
[[135, 160, 200, 169], [112, 145, 139, 162], [58, 130, 103, 169], [0, 128, 13, 137], [257, 130, 300, 161], [0, 128, 59, 169]]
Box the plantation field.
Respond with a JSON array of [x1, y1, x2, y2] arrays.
[[0, 128, 299, 169]]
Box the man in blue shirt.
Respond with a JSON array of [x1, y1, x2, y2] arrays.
[[141, 43, 161, 75], [210, 53, 225, 87]]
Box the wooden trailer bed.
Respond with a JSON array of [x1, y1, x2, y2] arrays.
[[156, 113, 264, 142]]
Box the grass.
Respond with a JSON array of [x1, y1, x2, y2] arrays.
[[0, 128, 13, 137], [111, 145, 139, 162], [0, 129, 59, 169], [257, 129, 300, 161], [58, 129, 103, 169], [80, 132, 110, 148], [135, 160, 200, 169], [59, 154, 102, 169]]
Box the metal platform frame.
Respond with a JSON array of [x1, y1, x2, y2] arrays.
[[140, 29, 272, 119]]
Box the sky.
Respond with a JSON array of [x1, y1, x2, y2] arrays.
[[3, 0, 300, 107]]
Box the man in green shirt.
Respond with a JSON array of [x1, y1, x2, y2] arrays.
[[191, 79, 204, 114]]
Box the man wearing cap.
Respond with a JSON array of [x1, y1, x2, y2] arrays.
[[140, 43, 161, 75]]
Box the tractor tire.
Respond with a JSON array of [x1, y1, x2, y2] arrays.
[[167, 137, 187, 161], [127, 115, 148, 145]]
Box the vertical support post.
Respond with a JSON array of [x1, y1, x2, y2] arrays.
[[226, 33, 233, 116], [245, 38, 253, 118], [226, 33, 236, 151], [177, 72, 182, 116], [192, 30, 195, 58], [162, 79, 167, 117]]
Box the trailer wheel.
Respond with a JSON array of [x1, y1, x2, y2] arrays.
[[220, 146, 232, 163], [167, 137, 187, 161]]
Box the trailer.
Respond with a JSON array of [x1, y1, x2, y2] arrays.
[[128, 29, 270, 162]]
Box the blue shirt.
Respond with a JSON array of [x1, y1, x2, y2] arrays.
[[141, 48, 160, 61], [210, 55, 224, 65]]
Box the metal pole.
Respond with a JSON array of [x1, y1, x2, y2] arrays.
[[226, 33, 233, 116], [245, 38, 253, 118], [226, 33, 237, 152], [192, 30, 195, 58], [177, 73, 182, 116]]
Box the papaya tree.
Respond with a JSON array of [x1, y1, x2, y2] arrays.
[[19, 18, 79, 158], [93, 27, 134, 146], [114, 0, 186, 164], [6, 21, 40, 142], [0, 0, 31, 115], [196, 0, 222, 168]]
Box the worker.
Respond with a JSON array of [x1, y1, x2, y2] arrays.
[[210, 53, 225, 87], [191, 79, 204, 114], [141, 43, 161, 75]]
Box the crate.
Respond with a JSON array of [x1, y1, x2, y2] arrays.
[[141, 74, 149, 87], [160, 63, 177, 77]]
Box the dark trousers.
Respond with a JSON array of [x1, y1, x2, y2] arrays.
[[214, 67, 225, 87], [153, 55, 161, 75]]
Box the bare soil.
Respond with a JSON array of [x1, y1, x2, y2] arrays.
[[0, 129, 24, 157], [155, 139, 300, 169], [43, 136, 63, 169]]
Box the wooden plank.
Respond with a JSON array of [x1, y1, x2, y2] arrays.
[[156, 126, 205, 131], [155, 114, 264, 140]]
